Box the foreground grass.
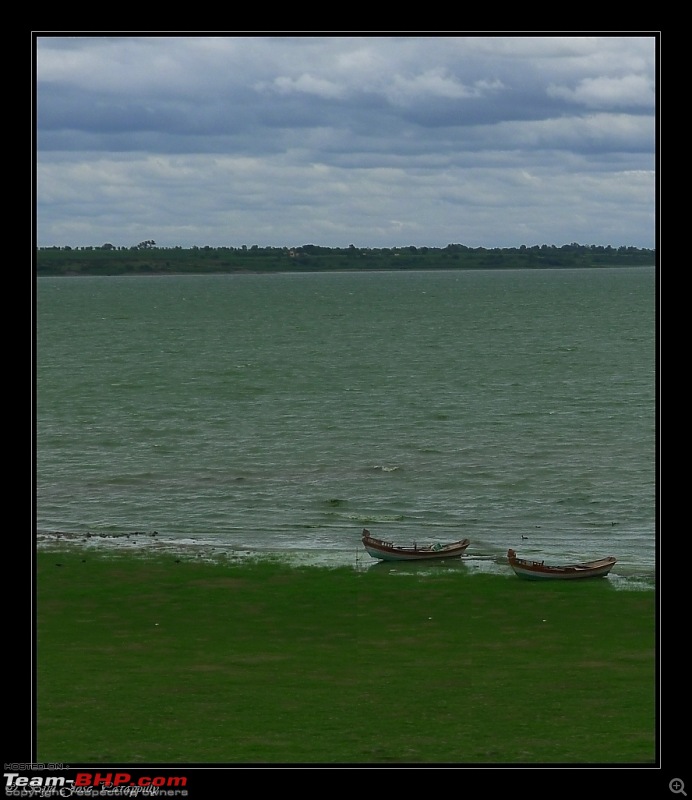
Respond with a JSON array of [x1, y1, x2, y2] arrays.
[[36, 551, 656, 764]]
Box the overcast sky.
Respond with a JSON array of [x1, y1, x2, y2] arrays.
[[35, 34, 658, 251]]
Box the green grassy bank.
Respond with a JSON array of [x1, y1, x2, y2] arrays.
[[36, 550, 656, 765]]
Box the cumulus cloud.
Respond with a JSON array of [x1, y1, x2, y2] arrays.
[[265, 74, 347, 99], [547, 74, 655, 108]]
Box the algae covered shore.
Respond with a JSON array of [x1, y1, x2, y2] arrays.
[[36, 548, 656, 766]]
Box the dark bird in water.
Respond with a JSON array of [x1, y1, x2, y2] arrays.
[[521, 535, 529, 540]]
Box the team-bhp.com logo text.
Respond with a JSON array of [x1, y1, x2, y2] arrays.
[[4, 773, 188, 797]]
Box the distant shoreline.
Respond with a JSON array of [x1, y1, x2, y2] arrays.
[[36, 243, 656, 277], [36, 265, 656, 278]]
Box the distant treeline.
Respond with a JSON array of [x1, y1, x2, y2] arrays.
[[36, 242, 656, 276]]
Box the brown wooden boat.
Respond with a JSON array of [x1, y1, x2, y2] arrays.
[[362, 528, 470, 562], [506, 548, 616, 580]]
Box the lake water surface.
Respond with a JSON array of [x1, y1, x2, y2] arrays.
[[35, 268, 657, 587]]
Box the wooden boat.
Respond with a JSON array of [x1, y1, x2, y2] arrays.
[[361, 528, 470, 562], [506, 548, 617, 581]]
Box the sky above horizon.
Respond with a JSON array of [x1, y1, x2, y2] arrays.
[[35, 34, 658, 251]]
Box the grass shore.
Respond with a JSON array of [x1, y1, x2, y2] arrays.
[[36, 549, 656, 765]]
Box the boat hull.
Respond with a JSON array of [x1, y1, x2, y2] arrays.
[[363, 544, 468, 562], [509, 563, 616, 580]]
